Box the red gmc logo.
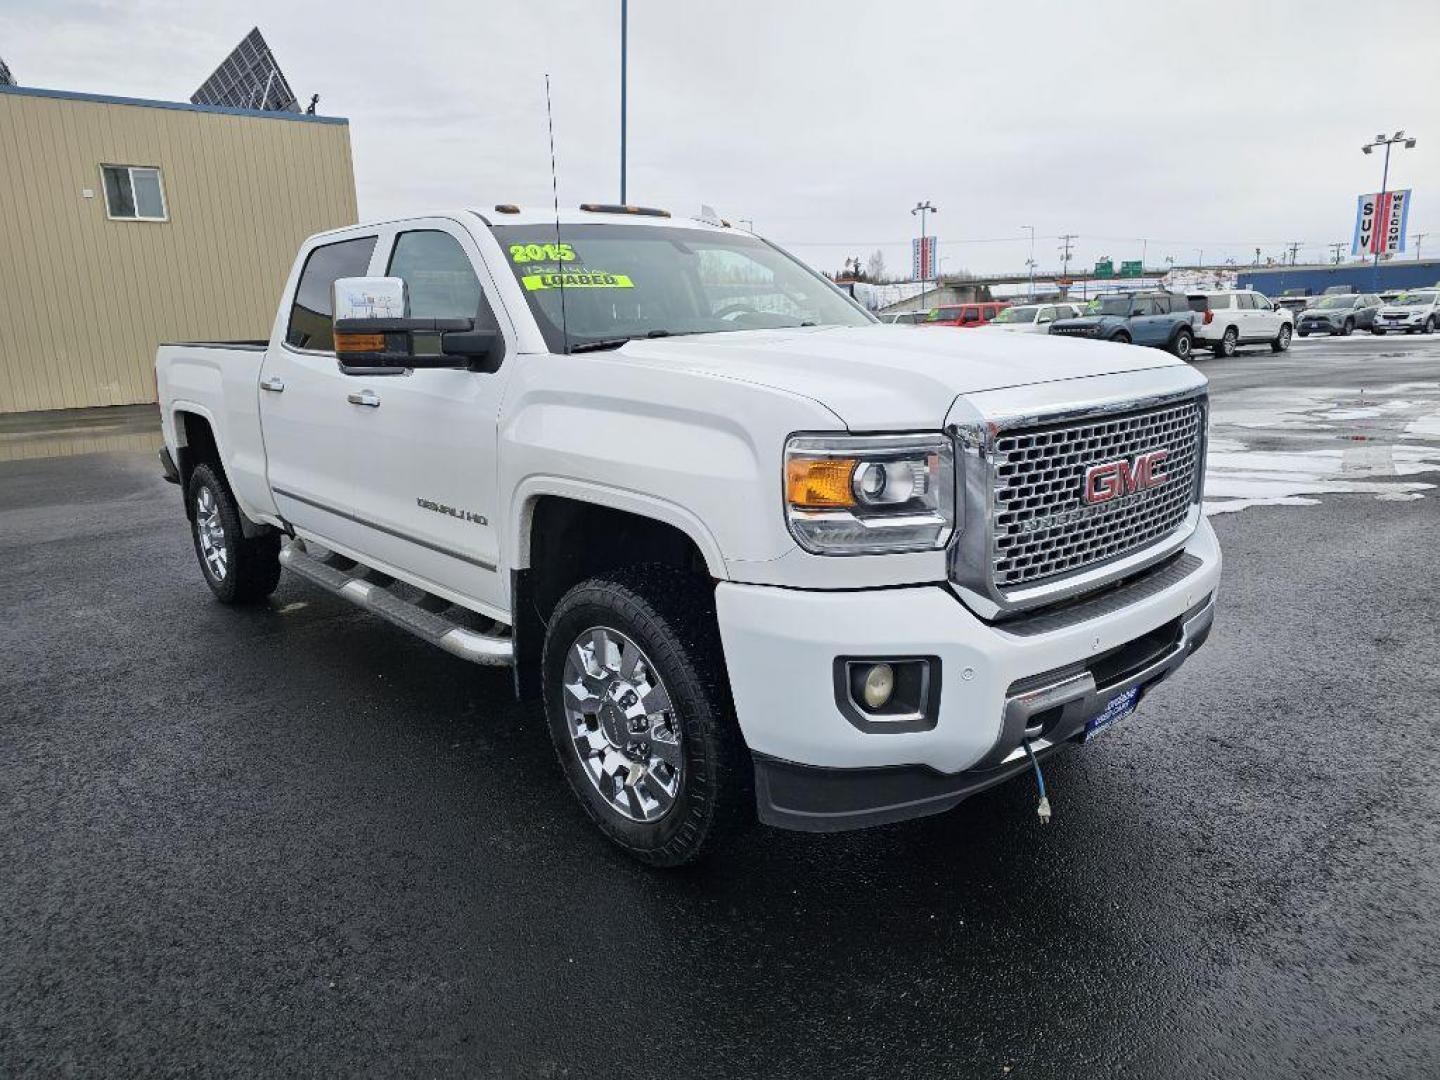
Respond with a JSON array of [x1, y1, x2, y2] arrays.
[[1084, 449, 1170, 505]]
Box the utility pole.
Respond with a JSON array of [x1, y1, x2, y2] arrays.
[[619, 0, 628, 204], [1328, 242, 1346, 264], [1415, 232, 1429, 261], [912, 200, 938, 297], [1195, 248, 1204, 269], [1140, 237, 1148, 271], [1286, 240, 1303, 266], [1058, 233, 1076, 278], [1361, 130, 1418, 288], [1022, 225, 1035, 297]]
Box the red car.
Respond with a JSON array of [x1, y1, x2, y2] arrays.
[[924, 301, 1009, 327]]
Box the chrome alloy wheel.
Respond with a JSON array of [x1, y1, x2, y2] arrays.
[[562, 626, 683, 822], [194, 484, 228, 581]]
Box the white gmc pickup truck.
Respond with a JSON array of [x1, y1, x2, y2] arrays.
[[156, 205, 1220, 865]]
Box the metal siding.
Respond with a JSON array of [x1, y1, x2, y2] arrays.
[[0, 91, 357, 412], [1236, 261, 1440, 297]]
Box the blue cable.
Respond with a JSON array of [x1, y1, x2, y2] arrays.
[[1022, 740, 1052, 824]]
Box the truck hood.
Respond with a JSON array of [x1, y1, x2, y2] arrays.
[[610, 324, 1184, 429]]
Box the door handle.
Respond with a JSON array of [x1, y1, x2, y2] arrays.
[[260, 375, 286, 392], [347, 389, 381, 408]]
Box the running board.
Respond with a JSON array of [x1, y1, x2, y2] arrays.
[[278, 542, 514, 666]]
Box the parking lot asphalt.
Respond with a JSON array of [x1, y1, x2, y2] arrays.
[[3, 336, 1440, 1079]]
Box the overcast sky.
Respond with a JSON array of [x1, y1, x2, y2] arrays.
[[5, 0, 1440, 277]]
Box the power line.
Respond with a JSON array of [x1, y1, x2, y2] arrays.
[[1286, 240, 1304, 266], [1328, 242, 1346, 264]]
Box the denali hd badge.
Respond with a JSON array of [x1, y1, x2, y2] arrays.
[[1083, 449, 1169, 505]]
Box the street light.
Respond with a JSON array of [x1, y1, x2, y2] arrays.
[[620, 0, 628, 203], [912, 200, 938, 297], [1022, 224, 1035, 297], [1360, 129, 1417, 287]]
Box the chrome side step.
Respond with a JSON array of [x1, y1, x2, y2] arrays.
[[278, 542, 514, 666]]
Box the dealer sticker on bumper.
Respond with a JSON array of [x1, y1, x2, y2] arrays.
[[1084, 687, 1140, 743]]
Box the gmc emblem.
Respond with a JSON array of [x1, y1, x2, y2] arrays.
[[1084, 449, 1169, 505]]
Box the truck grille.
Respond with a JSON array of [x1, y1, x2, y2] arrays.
[[1050, 325, 1097, 337], [990, 399, 1203, 590]]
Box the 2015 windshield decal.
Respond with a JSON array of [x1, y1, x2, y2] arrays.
[[510, 242, 574, 263], [522, 271, 634, 291]]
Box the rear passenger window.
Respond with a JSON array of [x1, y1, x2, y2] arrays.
[[285, 236, 378, 350], [1236, 293, 1255, 310], [1209, 294, 1232, 309], [1187, 296, 1208, 312]]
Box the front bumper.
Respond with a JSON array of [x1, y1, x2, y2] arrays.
[[1297, 318, 1340, 334], [716, 518, 1221, 831]]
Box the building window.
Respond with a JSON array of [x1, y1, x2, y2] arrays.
[[101, 165, 168, 221]]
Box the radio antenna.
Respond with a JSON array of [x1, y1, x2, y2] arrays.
[[544, 74, 569, 354]]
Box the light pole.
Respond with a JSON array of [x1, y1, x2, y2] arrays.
[[1195, 248, 1204, 269], [619, 0, 628, 204], [1361, 130, 1417, 287], [912, 200, 937, 296], [1022, 224, 1035, 297]]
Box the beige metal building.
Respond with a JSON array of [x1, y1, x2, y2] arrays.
[[0, 84, 358, 413]]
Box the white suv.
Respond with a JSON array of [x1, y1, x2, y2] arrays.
[[1371, 289, 1440, 335], [1187, 290, 1294, 357]]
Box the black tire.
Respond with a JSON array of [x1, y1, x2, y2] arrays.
[[1110, 331, 1132, 345], [1214, 326, 1238, 357], [1271, 324, 1292, 353], [541, 566, 751, 867], [1170, 328, 1194, 360], [187, 463, 281, 604], [1425, 317, 1436, 335], [1341, 318, 1355, 336], [1372, 328, 1387, 336], [1297, 329, 1309, 337]]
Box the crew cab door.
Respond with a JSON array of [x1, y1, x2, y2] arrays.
[[1128, 296, 1166, 343], [330, 219, 515, 617], [258, 231, 382, 540], [1249, 293, 1282, 338]]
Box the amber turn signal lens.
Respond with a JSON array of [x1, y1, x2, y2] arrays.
[[786, 458, 857, 508], [335, 332, 386, 353]]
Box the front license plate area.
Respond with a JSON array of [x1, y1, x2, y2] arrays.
[[1084, 687, 1140, 743]]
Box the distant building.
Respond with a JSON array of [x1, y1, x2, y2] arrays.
[[0, 84, 357, 413], [1237, 260, 1440, 297]]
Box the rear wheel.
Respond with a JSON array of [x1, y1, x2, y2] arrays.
[[1214, 326, 1238, 357], [1271, 324, 1292, 353], [187, 463, 281, 604], [542, 566, 751, 867], [1170, 328, 1194, 360]]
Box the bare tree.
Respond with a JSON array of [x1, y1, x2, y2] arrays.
[[866, 249, 886, 282]]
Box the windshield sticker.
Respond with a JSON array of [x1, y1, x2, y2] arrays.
[[510, 242, 575, 263], [522, 271, 634, 291]]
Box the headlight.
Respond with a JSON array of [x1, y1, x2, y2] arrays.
[[784, 434, 955, 554]]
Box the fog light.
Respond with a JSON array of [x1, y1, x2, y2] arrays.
[[861, 663, 895, 710]]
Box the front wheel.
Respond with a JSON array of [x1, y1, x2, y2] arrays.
[[187, 464, 281, 604], [1110, 331, 1132, 345], [1298, 329, 1310, 337], [1271, 324, 1292, 353], [1425, 317, 1436, 335], [1372, 327, 1387, 336], [1170, 328, 1194, 360], [1341, 318, 1355, 336], [542, 566, 751, 867]]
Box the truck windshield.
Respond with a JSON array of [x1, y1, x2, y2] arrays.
[[991, 305, 1039, 324], [488, 223, 873, 352]]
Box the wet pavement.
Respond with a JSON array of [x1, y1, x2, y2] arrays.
[[2, 337, 1439, 1078]]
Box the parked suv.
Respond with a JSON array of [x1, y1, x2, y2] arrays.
[[1296, 294, 1381, 336], [1371, 290, 1440, 335], [1185, 291, 1294, 357], [925, 301, 1008, 327], [1049, 292, 1200, 359], [977, 302, 1082, 334]]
